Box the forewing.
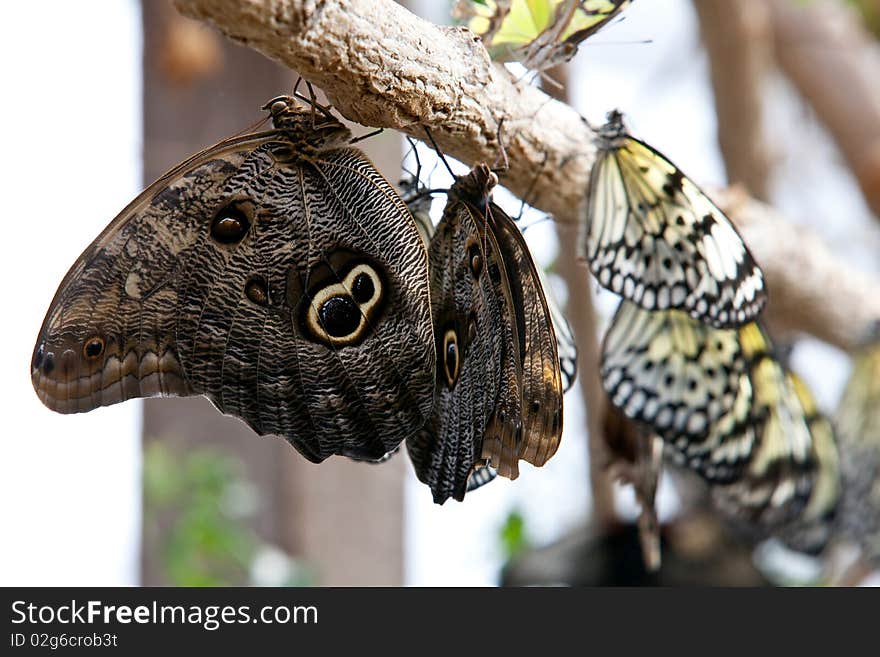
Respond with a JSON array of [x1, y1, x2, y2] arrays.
[[491, 204, 565, 467], [601, 301, 747, 467], [31, 134, 271, 415], [586, 136, 766, 328]]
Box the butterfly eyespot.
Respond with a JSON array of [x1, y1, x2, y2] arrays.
[[245, 275, 269, 306], [488, 262, 501, 284], [318, 296, 362, 339], [676, 216, 685, 226], [468, 244, 483, 279], [442, 328, 460, 388], [83, 337, 105, 360], [33, 345, 44, 370], [300, 257, 386, 347], [530, 399, 541, 413], [662, 258, 673, 270], [42, 353, 55, 375], [352, 272, 376, 304], [210, 204, 250, 244]]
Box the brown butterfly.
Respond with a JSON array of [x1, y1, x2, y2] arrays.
[[31, 96, 435, 464], [406, 163, 571, 503]]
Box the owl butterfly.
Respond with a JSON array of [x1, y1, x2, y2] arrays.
[[834, 340, 880, 561], [585, 110, 766, 329], [454, 0, 631, 72], [405, 163, 572, 503], [31, 96, 436, 464]]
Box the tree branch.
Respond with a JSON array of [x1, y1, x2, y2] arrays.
[[769, 0, 880, 218], [693, 0, 773, 201], [174, 0, 880, 351], [719, 187, 880, 351], [174, 0, 591, 225]]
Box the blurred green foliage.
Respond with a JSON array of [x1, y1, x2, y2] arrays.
[[499, 509, 531, 562], [143, 441, 311, 587], [849, 0, 880, 36]]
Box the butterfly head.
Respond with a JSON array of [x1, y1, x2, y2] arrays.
[[590, 109, 629, 149], [450, 163, 498, 213], [262, 95, 351, 150]]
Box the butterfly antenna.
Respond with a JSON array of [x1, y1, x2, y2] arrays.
[[518, 213, 554, 234], [349, 128, 384, 145], [233, 113, 272, 138], [401, 136, 424, 187], [422, 126, 457, 180]]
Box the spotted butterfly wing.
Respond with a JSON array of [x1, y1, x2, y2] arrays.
[[834, 342, 880, 560], [585, 111, 766, 329], [32, 97, 435, 464], [406, 164, 523, 503], [455, 0, 630, 71], [601, 300, 755, 481], [773, 373, 840, 554], [711, 325, 816, 528]]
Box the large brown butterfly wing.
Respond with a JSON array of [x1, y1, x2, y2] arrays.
[[32, 97, 435, 463], [490, 206, 565, 467], [406, 165, 523, 503]]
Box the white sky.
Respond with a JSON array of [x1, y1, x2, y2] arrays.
[[0, 1, 143, 585]]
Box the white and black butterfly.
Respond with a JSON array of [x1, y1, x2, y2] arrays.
[[584, 111, 766, 329], [601, 300, 755, 482]]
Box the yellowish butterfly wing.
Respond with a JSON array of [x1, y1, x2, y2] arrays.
[[586, 111, 766, 329]]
